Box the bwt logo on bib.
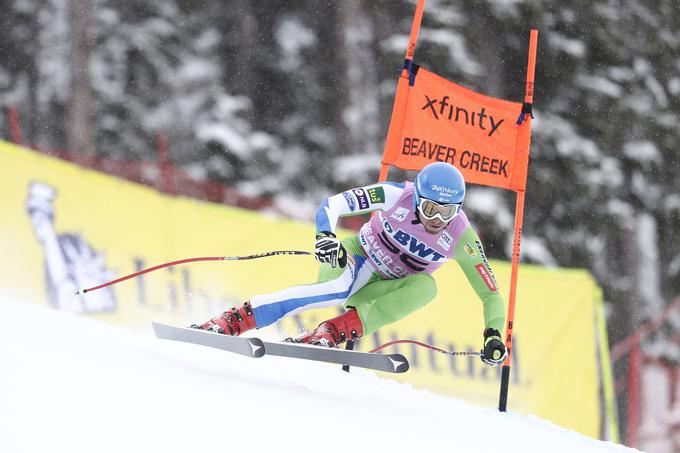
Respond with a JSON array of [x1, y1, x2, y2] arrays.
[[382, 218, 445, 261]]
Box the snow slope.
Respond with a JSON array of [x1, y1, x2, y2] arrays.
[[0, 300, 638, 453]]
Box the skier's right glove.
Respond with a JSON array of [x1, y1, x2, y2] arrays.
[[314, 231, 347, 268], [480, 328, 507, 366]]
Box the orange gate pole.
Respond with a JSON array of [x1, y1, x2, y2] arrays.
[[404, 0, 426, 61], [498, 29, 538, 412], [379, 0, 426, 183]]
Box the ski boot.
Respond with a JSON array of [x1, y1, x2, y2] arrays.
[[190, 301, 257, 336], [288, 308, 363, 348]]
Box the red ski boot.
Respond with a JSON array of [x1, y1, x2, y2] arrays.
[[190, 301, 257, 336], [290, 308, 363, 348]]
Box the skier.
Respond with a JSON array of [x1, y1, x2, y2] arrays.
[[192, 162, 508, 366]]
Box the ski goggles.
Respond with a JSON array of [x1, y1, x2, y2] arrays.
[[417, 198, 462, 222]]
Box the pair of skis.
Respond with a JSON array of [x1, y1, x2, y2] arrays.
[[152, 322, 409, 374]]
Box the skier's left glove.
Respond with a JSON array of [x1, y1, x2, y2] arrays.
[[480, 328, 507, 366], [314, 231, 347, 268]]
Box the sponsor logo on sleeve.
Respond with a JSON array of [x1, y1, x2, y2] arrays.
[[367, 186, 386, 204], [353, 189, 370, 210], [342, 192, 356, 211], [464, 243, 476, 258], [437, 231, 452, 251], [475, 263, 497, 292], [475, 240, 498, 287], [390, 207, 409, 222]]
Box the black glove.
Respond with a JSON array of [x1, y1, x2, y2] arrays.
[[480, 328, 507, 366], [314, 231, 347, 268]]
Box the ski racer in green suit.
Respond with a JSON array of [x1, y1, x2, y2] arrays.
[[192, 162, 508, 366]]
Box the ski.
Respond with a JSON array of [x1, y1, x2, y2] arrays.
[[151, 322, 265, 358], [152, 322, 409, 373], [262, 341, 409, 373]]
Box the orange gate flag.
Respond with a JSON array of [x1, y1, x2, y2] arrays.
[[382, 64, 531, 192]]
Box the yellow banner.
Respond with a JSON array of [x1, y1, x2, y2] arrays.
[[0, 141, 606, 438], [0, 141, 316, 327]]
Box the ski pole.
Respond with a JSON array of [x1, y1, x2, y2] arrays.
[[370, 339, 481, 357], [76, 250, 312, 295]]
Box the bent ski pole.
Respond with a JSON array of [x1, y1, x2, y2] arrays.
[[370, 339, 481, 357], [76, 250, 312, 295]]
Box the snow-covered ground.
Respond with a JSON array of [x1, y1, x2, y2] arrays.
[[0, 299, 638, 453]]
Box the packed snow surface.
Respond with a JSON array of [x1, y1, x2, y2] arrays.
[[0, 300, 638, 453]]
